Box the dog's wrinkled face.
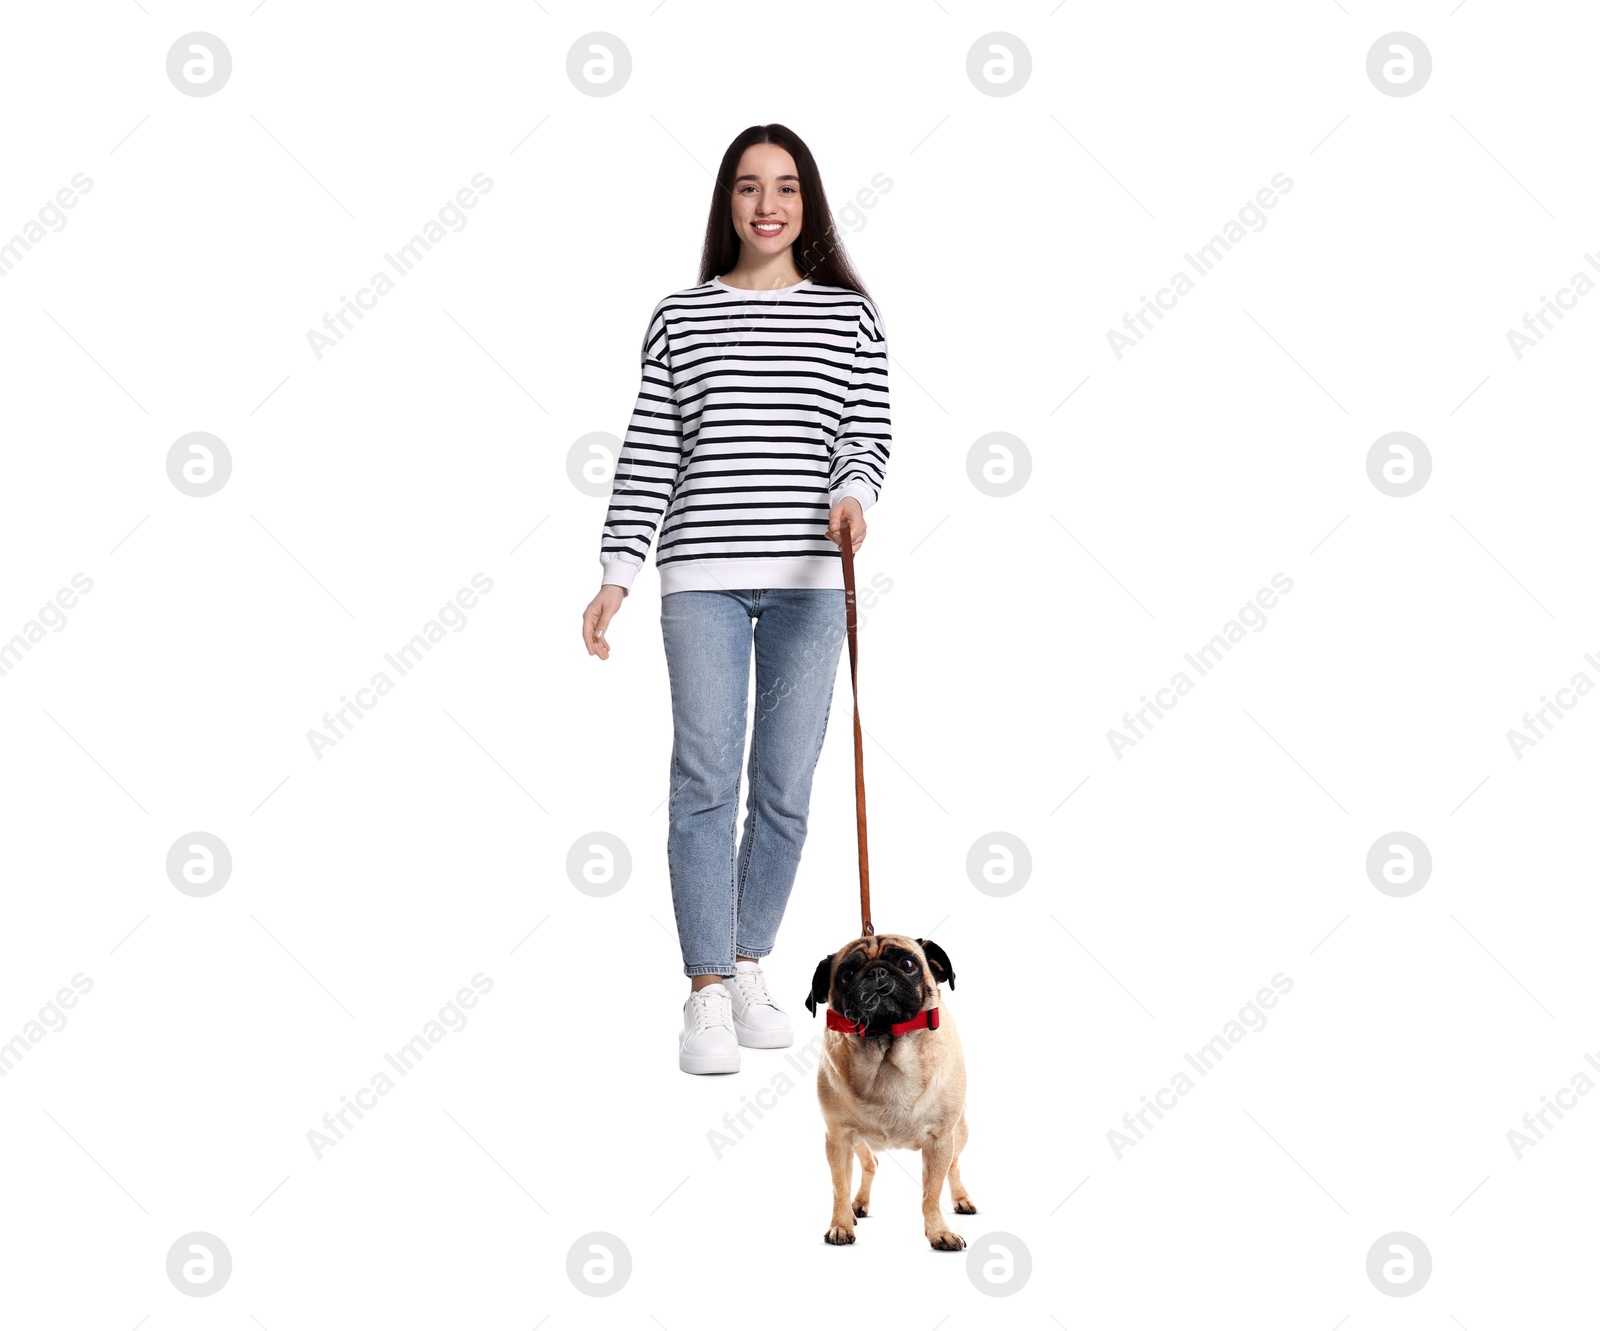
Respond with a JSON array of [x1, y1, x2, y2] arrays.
[[806, 933, 955, 1033]]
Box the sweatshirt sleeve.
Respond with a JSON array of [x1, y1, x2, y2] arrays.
[[827, 296, 891, 513], [599, 299, 681, 592]]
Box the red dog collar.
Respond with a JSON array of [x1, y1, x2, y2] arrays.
[[826, 1007, 940, 1038]]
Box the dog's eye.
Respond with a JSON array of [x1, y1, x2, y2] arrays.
[[898, 957, 919, 974]]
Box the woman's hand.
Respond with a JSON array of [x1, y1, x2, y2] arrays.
[[826, 496, 866, 554], [583, 584, 627, 659]]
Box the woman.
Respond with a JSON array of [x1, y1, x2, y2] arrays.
[[581, 124, 892, 1075]]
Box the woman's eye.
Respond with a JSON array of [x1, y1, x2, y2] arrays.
[[899, 957, 918, 974]]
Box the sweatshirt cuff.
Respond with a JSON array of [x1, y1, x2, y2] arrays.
[[600, 557, 641, 592], [829, 480, 878, 514]]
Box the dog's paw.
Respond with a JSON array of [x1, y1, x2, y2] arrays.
[[851, 1201, 869, 1218], [824, 1223, 857, 1245], [927, 1228, 967, 1251], [954, 1197, 977, 1215]]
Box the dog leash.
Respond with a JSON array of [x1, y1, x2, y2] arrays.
[[833, 533, 947, 1042], [839, 520, 873, 938]]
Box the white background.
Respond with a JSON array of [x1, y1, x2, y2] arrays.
[[2, 0, 1597, 1324]]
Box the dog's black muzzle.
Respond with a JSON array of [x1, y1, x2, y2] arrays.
[[843, 964, 918, 1028]]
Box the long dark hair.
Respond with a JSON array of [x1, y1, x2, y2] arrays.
[[697, 124, 872, 303]]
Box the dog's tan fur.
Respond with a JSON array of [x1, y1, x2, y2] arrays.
[[810, 933, 975, 1249]]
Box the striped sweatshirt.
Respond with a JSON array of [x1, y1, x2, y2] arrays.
[[598, 274, 890, 596]]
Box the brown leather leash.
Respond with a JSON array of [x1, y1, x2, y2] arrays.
[[839, 521, 872, 937]]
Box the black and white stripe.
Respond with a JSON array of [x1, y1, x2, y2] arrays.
[[599, 276, 890, 596]]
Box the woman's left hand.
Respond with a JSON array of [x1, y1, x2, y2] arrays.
[[826, 496, 866, 554]]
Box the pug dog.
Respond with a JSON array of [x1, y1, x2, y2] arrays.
[[805, 933, 975, 1250]]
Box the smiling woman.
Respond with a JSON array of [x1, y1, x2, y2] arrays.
[[581, 123, 895, 1076]]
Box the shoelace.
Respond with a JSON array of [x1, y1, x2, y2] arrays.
[[690, 987, 734, 1035], [729, 967, 778, 1012]]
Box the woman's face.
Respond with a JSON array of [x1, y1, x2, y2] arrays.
[[729, 143, 802, 256]]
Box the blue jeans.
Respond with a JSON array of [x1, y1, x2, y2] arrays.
[[660, 588, 846, 977]]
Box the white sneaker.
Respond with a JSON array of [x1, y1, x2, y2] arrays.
[[725, 959, 794, 1049], [680, 983, 740, 1074]]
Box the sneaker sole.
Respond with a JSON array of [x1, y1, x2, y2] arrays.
[[733, 1019, 794, 1049], [679, 1046, 741, 1074]]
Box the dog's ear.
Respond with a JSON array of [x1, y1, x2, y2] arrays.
[[916, 939, 955, 990], [805, 955, 834, 1016]]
